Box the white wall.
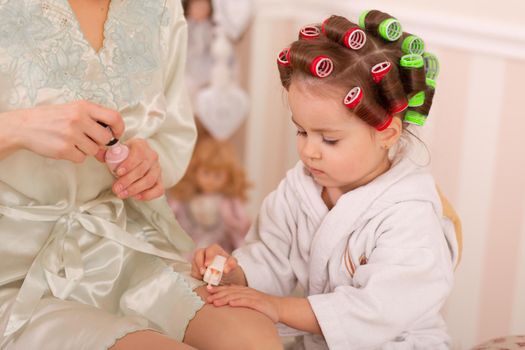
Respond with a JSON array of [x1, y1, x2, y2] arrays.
[[243, 0, 525, 348]]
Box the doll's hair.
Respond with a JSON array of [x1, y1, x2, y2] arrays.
[[277, 11, 437, 129], [182, 0, 214, 19], [170, 137, 250, 201]]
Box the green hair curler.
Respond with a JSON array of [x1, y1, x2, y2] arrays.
[[426, 78, 436, 89], [378, 18, 402, 41], [424, 52, 439, 81], [359, 10, 403, 42], [400, 54, 424, 69], [404, 110, 427, 126], [359, 10, 370, 29], [408, 91, 425, 107], [402, 35, 425, 55]]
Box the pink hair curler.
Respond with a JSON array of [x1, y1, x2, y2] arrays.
[[371, 61, 392, 83], [344, 28, 367, 50], [310, 56, 334, 78], [343, 87, 363, 109]]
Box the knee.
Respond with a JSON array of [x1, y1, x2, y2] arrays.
[[231, 314, 283, 350]]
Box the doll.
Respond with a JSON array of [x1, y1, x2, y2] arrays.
[[169, 137, 251, 253], [182, 0, 215, 99]]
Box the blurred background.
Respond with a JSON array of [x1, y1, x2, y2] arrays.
[[172, 0, 525, 348]]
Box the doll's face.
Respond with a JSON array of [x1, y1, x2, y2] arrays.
[[196, 166, 228, 193], [187, 0, 212, 22]]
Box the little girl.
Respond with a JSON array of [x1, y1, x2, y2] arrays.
[[193, 10, 459, 350]]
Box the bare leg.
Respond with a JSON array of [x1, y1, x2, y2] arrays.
[[183, 286, 283, 350], [110, 330, 197, 350]]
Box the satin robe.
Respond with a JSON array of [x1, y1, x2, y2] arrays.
[[0, 0, 204, 348]]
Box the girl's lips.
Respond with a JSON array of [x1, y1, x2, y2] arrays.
[[308, 166, 324, 175]]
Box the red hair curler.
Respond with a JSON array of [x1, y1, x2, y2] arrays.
[[300, 25, 321, 40], [277, 47, 291, 67], [376, 114, 393, 131], [310, 56, 334, 78], [371, 61, 391, 83], [344, 28, 367, 50], [390, 100, 408, 114], [343, 87, 363, 109]]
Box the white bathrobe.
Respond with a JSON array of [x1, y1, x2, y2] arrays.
[[234, 157, 458, 350]]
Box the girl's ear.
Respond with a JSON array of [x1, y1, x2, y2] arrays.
[[377, 115, 402, 148]]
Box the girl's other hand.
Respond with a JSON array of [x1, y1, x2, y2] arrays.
[[111, 138, 164, 201], [15, 100, 123, 163], [206, 285, 281, 323]]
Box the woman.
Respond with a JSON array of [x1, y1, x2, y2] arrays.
[[0, 0, 281, 349]]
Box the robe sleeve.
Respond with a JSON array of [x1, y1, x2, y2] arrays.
[[308, 201, 454, 349], [147, 0, 196, 189], [233, 179, 298, 296]]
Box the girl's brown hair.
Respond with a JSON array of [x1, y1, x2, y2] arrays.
[[277, 11, 434, 129], [170, 137, 250, 201]]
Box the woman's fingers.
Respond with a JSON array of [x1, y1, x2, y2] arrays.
[[121, 163, 161, 199], [134, 178, 164, 201], [87, 102, 125, 139]]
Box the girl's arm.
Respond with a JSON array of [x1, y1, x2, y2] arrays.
[[206, 286, 322, 335], [277, 297, 322, 334]]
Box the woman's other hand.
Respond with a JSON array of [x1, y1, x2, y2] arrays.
[[111, 138, 164, 201]]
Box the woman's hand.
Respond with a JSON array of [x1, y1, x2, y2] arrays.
[[206, 285, 281, 323], [111, 138, 164, 201], [191, 244, 247, 286], [10, 100, 123, 163]]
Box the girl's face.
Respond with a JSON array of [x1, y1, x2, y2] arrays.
[[288, 82, 391, 194], [196, 165, 227, 194], [187, 0, 212, 22]]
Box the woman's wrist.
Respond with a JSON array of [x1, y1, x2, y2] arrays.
[[0, 110, 25, 158]]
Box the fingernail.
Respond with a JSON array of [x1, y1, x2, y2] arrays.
[[117, 168, 126, 176], [200, 268, 205, 275], [118, 191, 128, 198]]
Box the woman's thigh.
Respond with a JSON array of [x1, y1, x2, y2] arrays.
[[111, 330, 196, 350], [183, 286, 283, 350]]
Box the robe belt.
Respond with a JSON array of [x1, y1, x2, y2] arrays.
[[0, 195, 183, 337]]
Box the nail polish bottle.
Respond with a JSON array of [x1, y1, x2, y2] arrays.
[[105, 141, 129, 176], [203, 255, 227, 287]]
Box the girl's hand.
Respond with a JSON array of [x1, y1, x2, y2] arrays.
[[207, 285, 281, 323], [111, 138, 164, 201], [14, 100, 123, 163], [191, 244, 247, 286]]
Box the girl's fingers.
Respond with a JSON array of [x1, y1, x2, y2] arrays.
[[223, 256, 238, 274], [193, 249, 206, 275]]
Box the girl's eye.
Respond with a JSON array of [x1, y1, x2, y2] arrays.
[[322, 138, 339, 145], [296, 130, 307, 136]]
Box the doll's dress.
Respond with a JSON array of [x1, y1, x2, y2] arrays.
[[169, 194, 250, 253]]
